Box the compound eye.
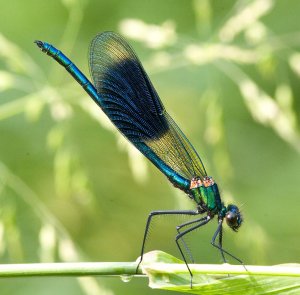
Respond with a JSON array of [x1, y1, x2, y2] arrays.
[[226, 211, 238, 229]]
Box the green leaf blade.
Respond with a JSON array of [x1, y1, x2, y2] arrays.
[[141, 251, 300, 294]]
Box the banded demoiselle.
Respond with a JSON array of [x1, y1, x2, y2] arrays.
[[35, 32, 243, 284]]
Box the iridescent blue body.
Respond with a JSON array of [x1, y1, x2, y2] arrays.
[[35, 32, 243, 284]]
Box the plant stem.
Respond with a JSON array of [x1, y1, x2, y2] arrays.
[[1, 262, 299, 278], [0, 262, 141, 278], [145, 263, 300, 277]]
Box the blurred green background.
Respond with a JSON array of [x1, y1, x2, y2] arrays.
[[1, 0, 300, 294]]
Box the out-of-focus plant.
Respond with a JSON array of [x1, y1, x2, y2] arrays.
[[1, 0, 300, 293]]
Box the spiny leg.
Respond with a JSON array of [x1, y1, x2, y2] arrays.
[[136, 209, 200, 273], [175, 216, 211, 288], [218, 223, 226, 263], [176, 215, 208, 263], [211, 219, 243, 264]]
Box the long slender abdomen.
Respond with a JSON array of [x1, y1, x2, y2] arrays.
[[35, 40, 100, 107]]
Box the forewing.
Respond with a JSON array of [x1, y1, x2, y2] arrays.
[[89, 31, 207, 180]]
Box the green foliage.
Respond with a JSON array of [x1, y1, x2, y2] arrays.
[[1, 251, 300, 294], [142, 252, 300, 294]]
